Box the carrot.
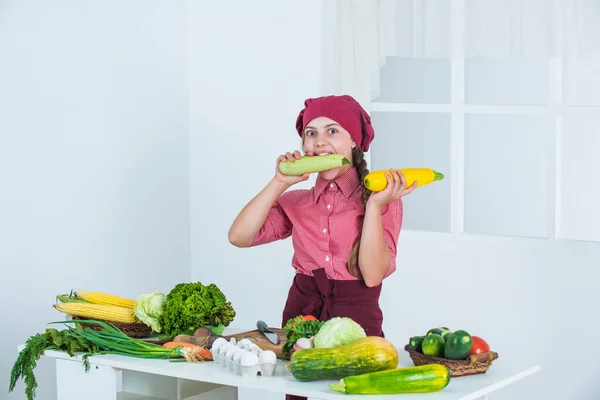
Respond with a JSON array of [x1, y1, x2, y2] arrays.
[[162, 341, 213, 361], [163, 341, 194, 349]]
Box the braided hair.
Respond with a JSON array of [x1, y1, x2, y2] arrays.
[[347, 146, 371, 278]]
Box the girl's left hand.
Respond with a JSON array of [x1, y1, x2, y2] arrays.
[[367, 169, 417, 207]]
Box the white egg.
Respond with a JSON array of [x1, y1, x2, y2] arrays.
[[240, 351, 260, 367], [260, 362, 277, 377], [229, 337, 237, 345], [248, 343, 261, 354], [211, 337, 227, 351], [233, 349, 246, 364], [219, 342, 233, 355], [226, 345, 239, 360], [259, 350, 277, 364]]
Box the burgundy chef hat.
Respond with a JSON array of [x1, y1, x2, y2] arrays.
[[295, 95, 375, 152]]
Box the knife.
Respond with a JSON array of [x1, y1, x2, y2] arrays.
[[257, 320, 280, 345]]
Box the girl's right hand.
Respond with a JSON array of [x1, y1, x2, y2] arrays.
[[274, 150, 310, 186]]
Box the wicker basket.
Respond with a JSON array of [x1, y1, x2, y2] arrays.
[[404, 345, 499, 377], [71, 315, 153, 339]]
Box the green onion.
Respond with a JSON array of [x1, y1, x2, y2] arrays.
[[11, 319, 199, 400], [49, 320, 182, 360]]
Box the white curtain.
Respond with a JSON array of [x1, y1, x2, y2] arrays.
[[323, 0, 600, 106]]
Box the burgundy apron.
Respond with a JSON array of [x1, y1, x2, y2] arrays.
[[282, 268, 384, 400]]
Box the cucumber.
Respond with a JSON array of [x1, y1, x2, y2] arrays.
[[427, 328, 443, 336], [329, 364, 451, 394], [408, 336, 424, 352], [444, 330, 472, 360], [278, 154, 351, 176], [421, 334, 445, 357], [427, 327, 451, 340]]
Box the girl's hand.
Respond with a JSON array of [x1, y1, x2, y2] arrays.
[[274, 150, 310, 186], [367, 169, 417, 207]]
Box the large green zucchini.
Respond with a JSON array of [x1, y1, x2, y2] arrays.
[[329, 363, 451, 394], [286, 336, 398, 382]]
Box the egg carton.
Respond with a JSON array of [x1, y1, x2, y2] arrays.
[[210, 337, 278, 378]]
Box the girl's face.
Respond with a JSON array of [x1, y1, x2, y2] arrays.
[[302, 116, 356, 181]]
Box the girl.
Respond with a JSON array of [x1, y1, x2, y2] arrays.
[[228, 95, 415, 399]]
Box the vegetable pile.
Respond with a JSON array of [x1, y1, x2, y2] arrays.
[[282, 315, 451, 395], [11, 285, 470, 399], [10, 281, 236, 400], [52, 281, 236, 337], [408, 326, 491, 360], [281, 315, 368, 357], [281, 315, 323, 358]]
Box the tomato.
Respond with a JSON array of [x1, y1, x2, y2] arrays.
[[469, 336, 490, 355]]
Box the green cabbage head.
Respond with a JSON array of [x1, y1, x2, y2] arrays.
[[133, 291, 167, 332], [313, 317, 366, 348]]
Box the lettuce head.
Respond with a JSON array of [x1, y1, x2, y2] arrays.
[[313, 317, 366, 348], [133, 291, 167, 332]]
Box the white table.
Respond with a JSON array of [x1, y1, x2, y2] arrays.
[[27, 341, 539, 400]]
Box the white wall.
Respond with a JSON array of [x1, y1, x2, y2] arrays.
[[0, 2, 190, 399], [189, 0, 327, 325], [188, 1, 327, 399]]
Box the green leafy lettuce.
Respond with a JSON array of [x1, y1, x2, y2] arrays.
[[133, 291, 167, 332], [158, 282, 236, 337]]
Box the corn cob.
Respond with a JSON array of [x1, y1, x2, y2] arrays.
[[54, 302, 137, 324], [75, 290, 137, 309]]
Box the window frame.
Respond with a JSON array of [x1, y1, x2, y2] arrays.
[[367, 0, 600, 242]]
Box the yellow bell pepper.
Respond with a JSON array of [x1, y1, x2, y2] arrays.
[[364, 168, 444, 192]]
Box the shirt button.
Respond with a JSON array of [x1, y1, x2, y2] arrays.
[[327, 204, 331, 209], [323, 228, 327, 234], [325, 256, 330, 262], [329, 183, 335, 188]]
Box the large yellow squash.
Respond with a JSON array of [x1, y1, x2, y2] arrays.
[[364, 168, 444, 192]]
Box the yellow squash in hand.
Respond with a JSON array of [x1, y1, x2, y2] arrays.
[[364, 168, 444, 192]]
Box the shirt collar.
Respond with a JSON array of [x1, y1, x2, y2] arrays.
[[313, 167, 362, 203]]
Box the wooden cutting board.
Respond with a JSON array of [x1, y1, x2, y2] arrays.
[[222, 328, 287, 358]]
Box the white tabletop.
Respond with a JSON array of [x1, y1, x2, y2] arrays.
[[37, 345, 540, 400]]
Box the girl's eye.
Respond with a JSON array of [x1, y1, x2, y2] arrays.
[[305, 131, 315, 137], [328, 128, 338, 134]]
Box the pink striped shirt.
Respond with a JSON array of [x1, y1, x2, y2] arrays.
[[251, 168, 403, 281]]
